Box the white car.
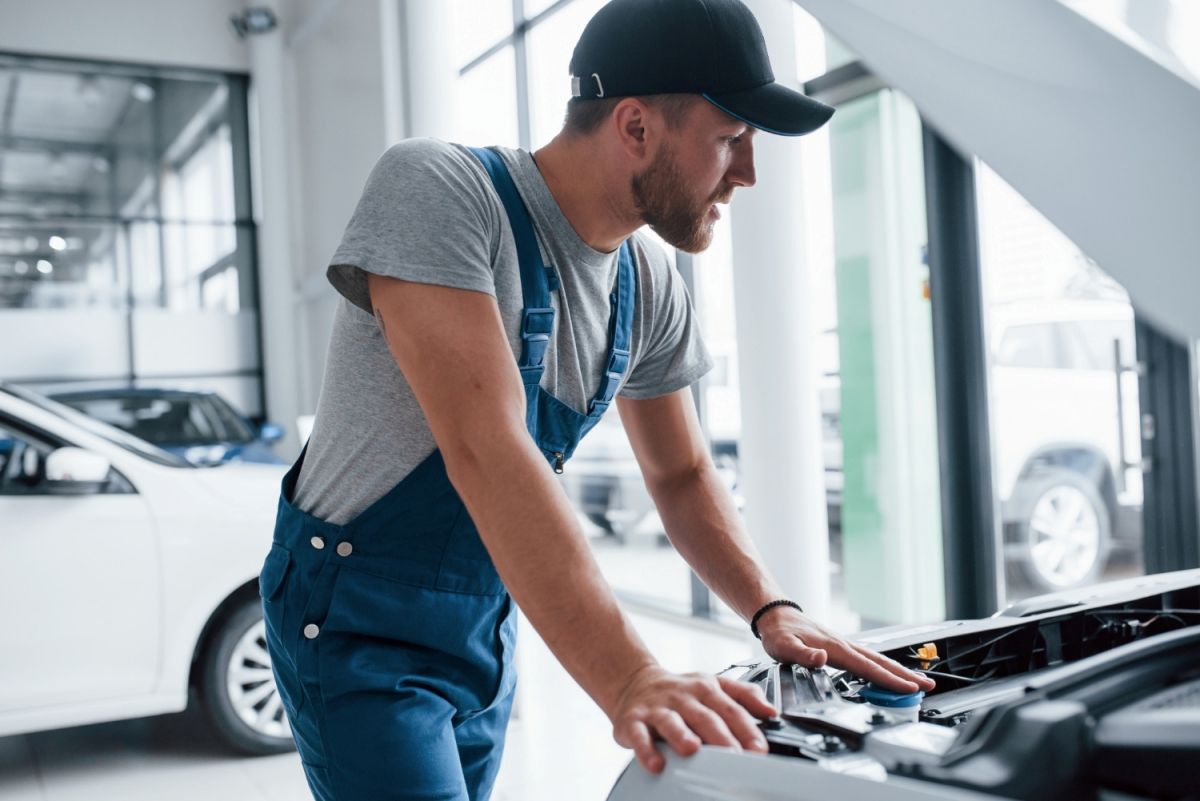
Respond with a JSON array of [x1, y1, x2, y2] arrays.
[[988, 300, 1142, 591], [0, 384, 292, 754]]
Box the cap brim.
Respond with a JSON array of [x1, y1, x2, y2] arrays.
[[703, 82, 835, 137]]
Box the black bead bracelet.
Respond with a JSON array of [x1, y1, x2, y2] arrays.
[[750, 599, 804, 639]]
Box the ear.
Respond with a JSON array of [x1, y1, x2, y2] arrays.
[[612, 98, 653, 162]]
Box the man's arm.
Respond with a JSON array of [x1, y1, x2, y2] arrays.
[[617, 388, 935, 693], [368, 275, 777, 773]]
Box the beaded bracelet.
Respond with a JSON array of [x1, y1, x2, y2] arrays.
[[750, 599, 804, 639]]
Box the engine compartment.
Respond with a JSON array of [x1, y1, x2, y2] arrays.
[[718, 575, 1200, 800]]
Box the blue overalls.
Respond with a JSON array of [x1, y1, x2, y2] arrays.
[[259, 146, 637, 801]]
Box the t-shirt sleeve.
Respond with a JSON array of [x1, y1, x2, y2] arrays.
[[619, 234, 714, 399], [326, 139, 501, 313]]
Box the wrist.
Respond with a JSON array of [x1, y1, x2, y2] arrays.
[[596, 658, 659, 718], [749, 599, 805, 639]]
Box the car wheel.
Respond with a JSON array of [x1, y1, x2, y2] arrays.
[[1016, 468, 1111, 591], [198, 597, 294, 755]]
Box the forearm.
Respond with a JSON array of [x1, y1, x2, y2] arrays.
[[443, 431, 656, 715], [648, 460, 785, 622]]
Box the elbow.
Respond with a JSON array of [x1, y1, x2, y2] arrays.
[[438, 418, 536, 489], [646, 454, 712, 501]]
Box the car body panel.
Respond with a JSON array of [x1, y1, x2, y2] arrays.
[[0, 386, 284, 738]]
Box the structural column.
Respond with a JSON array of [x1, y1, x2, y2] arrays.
[[731, 0, 832, 622], [246, 1, 304, 458]]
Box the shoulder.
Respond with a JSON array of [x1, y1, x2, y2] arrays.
[[626, 231, 682, 304], [356, 138, 502, 233], [370, 139, 492, 195]]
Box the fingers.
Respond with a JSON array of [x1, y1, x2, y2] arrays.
[[677, 701, 741, 751], [768, 635, 829, 670], [826, 642, 920, 693], [718, 675, 778, 719], [692, 685, 770, 753], [850, 643, 936, 692], [616, 719, 664, 774], [612, 674, 774, 774], [648, 708, 701, 758]]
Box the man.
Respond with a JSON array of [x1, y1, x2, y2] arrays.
[[260, 1, 935, 799]]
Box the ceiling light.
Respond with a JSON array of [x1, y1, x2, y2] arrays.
[[49, 235, 67, 251], [92, 156, 111, 173], [36, 259, 53, 274], [132, 82, 155, 103], [14, 261, 28, 275], [23, 236, 38, 251]]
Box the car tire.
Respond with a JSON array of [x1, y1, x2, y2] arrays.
[[198, 597, 295, 755], [1015, 467, 1111, 592]]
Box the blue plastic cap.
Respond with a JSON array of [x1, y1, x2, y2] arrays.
[[860, 684, 925, 709]]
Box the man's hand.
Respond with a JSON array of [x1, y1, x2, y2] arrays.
[[608, 665, 778, 774], [756, 605, 936, 693]]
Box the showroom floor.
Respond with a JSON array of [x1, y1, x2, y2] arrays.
[[0, 606, 757, 801]]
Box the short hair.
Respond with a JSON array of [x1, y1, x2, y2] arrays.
[[562, 93, 703, 137]]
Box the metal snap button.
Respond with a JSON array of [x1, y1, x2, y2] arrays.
[[336, 542, 353, 557], [303, 623, 320, 639], [311, 536, 325, 550]]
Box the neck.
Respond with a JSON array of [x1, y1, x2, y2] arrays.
[[532, 133, 641, 253]]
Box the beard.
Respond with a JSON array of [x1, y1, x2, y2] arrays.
[[631, 143, 729, 254]]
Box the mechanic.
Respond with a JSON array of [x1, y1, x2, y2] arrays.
[[259, 1, 936, 799]]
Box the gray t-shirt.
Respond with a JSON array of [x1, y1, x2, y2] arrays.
[[293, 138, 712, 524]]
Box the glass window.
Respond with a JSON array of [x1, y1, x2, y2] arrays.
[[690, 87, 944, 631], [819, 89, 944, 628], [996, 323, 1062, 369], [0, 220, 123, 310], [53, 393, 253, 447], [451, 0, 515, 66], [792, 4, 857, 84], [977, 162, 1145, 602], [526, 0, 607, 147], [0, 59, 252, 315], [455, 47, 520, 148], [524, 0, 567, 20]]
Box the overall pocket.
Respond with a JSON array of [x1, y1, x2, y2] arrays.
[[259, 543, 292, 602]]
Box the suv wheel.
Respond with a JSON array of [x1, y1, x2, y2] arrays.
[[1016, 468, 1110, 591], [198, 597, 294, 755]]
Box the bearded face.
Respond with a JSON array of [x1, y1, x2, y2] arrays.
[[631, 142, 730, 254]]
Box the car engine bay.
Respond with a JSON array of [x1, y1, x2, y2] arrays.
[[608, 570, 1200, 801]]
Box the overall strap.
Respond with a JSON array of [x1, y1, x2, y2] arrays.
[[588, 240, 637, 415], [467, 146, 555, 389]]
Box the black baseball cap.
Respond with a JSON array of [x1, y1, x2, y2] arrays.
[[569, 0, 834, 136]]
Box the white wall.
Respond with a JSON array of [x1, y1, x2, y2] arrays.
[[0, 0, 249, 72]]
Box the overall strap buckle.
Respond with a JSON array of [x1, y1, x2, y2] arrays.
[[520, 307, 555, 386], [590, 347, 630, 414]]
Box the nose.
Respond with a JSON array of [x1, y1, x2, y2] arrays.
[[727, 139, 756, 189]]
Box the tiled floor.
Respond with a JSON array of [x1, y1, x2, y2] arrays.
[[0, 605, 759, 801]]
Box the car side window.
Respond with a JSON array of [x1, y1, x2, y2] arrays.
[[996, 323, 1061, 369], [1069, 320, 1136, 372], [0, 423, 55, 496]]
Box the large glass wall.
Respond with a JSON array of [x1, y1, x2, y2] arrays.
[[976, 162, 1146, 603], [0, 54, 262, 417]]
